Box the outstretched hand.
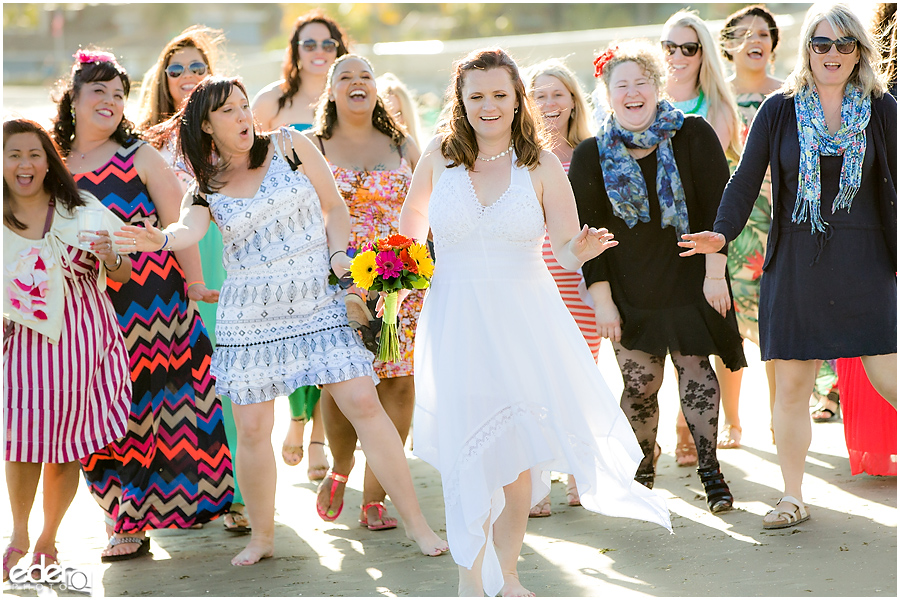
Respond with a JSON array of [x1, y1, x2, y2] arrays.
[[114, 222, 165, 253], [570, 225, 618, 264], [187, 283, 220, 303], [678, 231, 726, 257]]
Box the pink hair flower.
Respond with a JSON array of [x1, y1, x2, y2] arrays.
[[375, 250, 403, 279], [74, 49, 116, 65]]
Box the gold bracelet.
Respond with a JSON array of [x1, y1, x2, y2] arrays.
[[705, 275, 725, 280]]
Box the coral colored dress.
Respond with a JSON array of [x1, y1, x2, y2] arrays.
[[540, 160, 602, 361], [74, 141, 233, 532]]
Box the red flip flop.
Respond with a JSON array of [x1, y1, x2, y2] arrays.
[[317, 472, 349, 522], [359, 502, 398, 531]]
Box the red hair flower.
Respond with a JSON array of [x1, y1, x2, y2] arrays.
[[593, 46, 618, 78], [74, 49, 116, 65]]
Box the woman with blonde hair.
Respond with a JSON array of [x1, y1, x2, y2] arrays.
[[661, 9, 744, 466], [684, 2, 896, 529], [377, 72, 423, 148], [524, 58, 599, 516], [661, 10, 743, 162]]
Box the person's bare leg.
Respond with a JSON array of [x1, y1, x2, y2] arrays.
[[458, 517, 489, 597], [4, 461, 40, 580], [281, 410, 306, 466], [307, 402, 330, 479], [765, 360, 817, 526], [316, 387, 359, 519], [32, 462, 80, 559], [495, 470, 535, 597], [715, 356, 743, 448], [360, 375, 414, 527], [861, 353, 898, 409], [766, 360, 777, 442], [230, 399, 276, 566], [324, 377, 447, 555]]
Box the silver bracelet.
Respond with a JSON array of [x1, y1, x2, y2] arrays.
[[104, 253, 123, 272]]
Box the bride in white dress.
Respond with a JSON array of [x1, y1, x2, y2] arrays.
[[398, 48, 672, 597]]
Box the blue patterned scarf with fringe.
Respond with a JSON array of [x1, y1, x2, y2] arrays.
[[596, 100, 688, 238], [793, 84, 870, 233]]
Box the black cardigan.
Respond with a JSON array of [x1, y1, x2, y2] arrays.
[[714, 91, 897, 271]]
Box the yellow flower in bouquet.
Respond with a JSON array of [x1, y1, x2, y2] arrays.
[[347, 235, 433, 362], [407, 243, 434, 279], [349, 250, 378, 289]]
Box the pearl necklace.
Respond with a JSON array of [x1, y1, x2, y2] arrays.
[[477, 145, 513, 162]]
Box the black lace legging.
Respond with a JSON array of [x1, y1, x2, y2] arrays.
[[612, 342, 721, 476]]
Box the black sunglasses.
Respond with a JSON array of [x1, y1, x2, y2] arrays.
[[809, 36, 858, 55], [299, 38, 339, 53], [165, 61, 208, 78], [660, 40, 702, 57]]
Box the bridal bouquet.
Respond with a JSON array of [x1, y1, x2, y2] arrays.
[[346, 234, 433, 362]]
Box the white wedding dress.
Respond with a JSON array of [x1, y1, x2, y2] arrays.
[[413, 153, 672, 596]]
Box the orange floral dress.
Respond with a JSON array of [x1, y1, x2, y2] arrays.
[[329, 157, 423, 379]]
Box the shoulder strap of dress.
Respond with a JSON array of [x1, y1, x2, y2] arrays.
[[272, 127, 302, 171], [316, 135, 326, 156], [42, 198, 56, 237]]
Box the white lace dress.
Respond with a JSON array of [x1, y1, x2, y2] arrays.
[[413, 154, 672, 596], [205, 136, 376, 405]]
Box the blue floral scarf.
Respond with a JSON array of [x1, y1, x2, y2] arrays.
[[596, 100, 688, 237], [793, 84, 870, 233]]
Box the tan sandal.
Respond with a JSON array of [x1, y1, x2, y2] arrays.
[[675, 424, 698, 467], [762, 496, 810, 530], [528, 495, 551, 518], [717, 424, 742, 449], [281, 416, 306, 466]]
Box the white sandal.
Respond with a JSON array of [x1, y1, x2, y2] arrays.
[[762, 496, 810, 530]]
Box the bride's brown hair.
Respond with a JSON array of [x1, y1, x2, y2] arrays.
[[440, 48, 546, 170]]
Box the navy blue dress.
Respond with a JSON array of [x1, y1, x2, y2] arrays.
[[716, 93, 897, 360]]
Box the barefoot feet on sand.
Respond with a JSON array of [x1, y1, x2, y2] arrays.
[[230, 540, 274, 566], [406, 526, 449, 556], [500, 576, 535, 597]]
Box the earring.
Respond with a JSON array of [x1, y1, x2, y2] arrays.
[[514, 107, 518, 114]]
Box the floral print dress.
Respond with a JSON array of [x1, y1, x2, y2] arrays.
[[329, 156, 422, 379], [728, 92, 773, 344]]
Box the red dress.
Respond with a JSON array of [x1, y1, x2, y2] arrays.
[[836, 357, 897, 476]]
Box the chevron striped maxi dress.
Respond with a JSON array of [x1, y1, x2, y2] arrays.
[[74, 140, 234, 533]]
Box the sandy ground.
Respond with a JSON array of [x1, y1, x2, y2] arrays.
[[2, 341, 896, 598]]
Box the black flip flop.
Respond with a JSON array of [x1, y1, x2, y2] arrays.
[[100, 537, 151, 563], [223, 511, 252, 534]]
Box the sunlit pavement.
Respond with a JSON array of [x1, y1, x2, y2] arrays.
[[2, 340, 896, 597]]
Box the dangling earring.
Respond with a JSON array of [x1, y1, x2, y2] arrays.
[[70, 105, 76, 141], [514, 107, 518, 114]]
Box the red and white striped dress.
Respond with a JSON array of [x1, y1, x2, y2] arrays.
[[541, 160, 602, 361], [4, 244, 131, 463]]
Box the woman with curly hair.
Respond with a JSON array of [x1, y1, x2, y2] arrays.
[[302, 54, 422, 532], [51, 49, 231, 561]]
